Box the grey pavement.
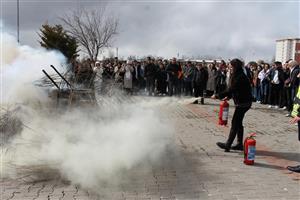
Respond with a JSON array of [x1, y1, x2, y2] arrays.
[[1, 97, 300, 200]]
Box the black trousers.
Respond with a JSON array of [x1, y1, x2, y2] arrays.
[[146, 77, 155, 95], [216, 84, 226, 96], [184, 81, 193, 96], [226, 106, 251, 147], [168, 78, 179, 96], [269, 84, 280, 106], [157, 80, 167, 94], [287, 87, 297, 112], [280, 87, 288, 108], [194, 83, 204, 98]]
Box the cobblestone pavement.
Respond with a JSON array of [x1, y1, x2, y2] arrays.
[[1, 97, 300, 200]]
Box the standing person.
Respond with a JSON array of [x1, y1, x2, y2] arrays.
[[193, 63, 208, 104], [206, 63, 217, 97], [287, 72, 300, 173], [114, 62, 124, 84], [277, 63, 286, 109], [253, 64, 262, 103], [132, 60, 142, 94], [107, 62, 115, 79], [156, 63, 168, 95], [268, 62, 284, 109], [177, 62, 184, 96], [267, 63, 276, 107], [249, 62, 259, 102], [216, 59, 252, 152], [256, 61, 265, 103], [280, 62, 291, 109], [258, 64, 270, 104], [214, 64, 227, 98], [93, 61, 104, 95], [144, 57, 157, 96], [183, 61, 195, 96], [277, 62, 286, 108], [140, 61, 146, 92], [166, 58, 180, 96], [123, 60, 134, 95], [286, 60, 300, 115]]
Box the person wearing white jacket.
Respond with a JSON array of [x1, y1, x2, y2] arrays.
[[258, 64, 270, 104], [123, 60, 134, 94], [268, 62, 284, 108], [93, 61, 104, 95]]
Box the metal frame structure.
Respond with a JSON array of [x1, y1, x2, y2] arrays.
[[42, 65, 96, 107]]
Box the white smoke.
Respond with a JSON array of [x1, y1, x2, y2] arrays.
[[1, 32, 174, 190], [1, 32, 66, 104], [3, 102, 173, 189]]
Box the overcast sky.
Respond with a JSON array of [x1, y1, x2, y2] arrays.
[[1, 0, 300, 61]]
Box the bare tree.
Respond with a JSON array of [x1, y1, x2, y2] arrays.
[[60, 7, 118, 62]]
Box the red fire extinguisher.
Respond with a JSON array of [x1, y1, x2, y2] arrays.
[[244, 133, 256, 165], [218, 100, 229, 125]]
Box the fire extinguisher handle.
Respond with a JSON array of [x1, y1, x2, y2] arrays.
[[249, 133, 256, 137]]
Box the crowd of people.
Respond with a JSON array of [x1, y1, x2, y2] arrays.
[[73, 57, 299, 114]]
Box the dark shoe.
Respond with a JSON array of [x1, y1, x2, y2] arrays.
[[287, 165, 300, 173], [200, 97, 204, 105], [231, 144, 243, 151], [216, 142, 230, 152], [193, 100, 198, 104]]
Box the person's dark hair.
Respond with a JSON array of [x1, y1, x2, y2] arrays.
[[230, 58, 244, 75], [229, 58, 245, 87], [274, 61, 282, 66], [264, 63, 270, 69], [187, 61, 192, 65]]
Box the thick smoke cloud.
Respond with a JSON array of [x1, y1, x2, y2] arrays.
[[1, 31, 66, 103], [2, 102, 173, 189], [1, 32, 174, 191]]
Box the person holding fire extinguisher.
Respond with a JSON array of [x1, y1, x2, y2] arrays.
[[215, 58, 253, 152], [287, 63, 300, 173]]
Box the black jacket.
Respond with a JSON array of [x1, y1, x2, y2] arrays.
[[219, 71, 252, 107], [166, 63, 180, 79], [215, 70, 227, 86], [277, 67, 285, 87], [144, 63, 158, 78], [156, 68, 168, 82], [132, 64, 142, 81], [290, 66, 300, 89], [193, 67, 208, 86]]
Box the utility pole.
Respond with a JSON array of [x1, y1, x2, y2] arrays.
[[17, 0, 20, 43]]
